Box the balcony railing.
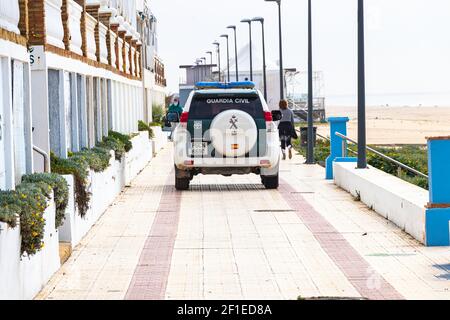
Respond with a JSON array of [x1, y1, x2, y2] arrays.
[[67, 0, 83, 55], [124, 41, 130, 73], [117, 36, 123, 70], [45, 0, 65, 49], [85, 13, 97, 61], [109, 30, 117, 67], [0, 0, 20, 34], [98, 22, 108, 64]]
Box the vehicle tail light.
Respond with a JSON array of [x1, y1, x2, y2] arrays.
[[260, 160, 270, 166], [184, 160, 194, 166], [180, 112, 189, 123], [264, 111, 276, 132]]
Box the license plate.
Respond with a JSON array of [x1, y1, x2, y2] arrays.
[[191, 142, 208, 156]]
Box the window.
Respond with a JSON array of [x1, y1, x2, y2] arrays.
[[189, 93, 264, 120]]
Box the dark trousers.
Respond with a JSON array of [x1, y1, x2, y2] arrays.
[[278, 122, 293, 151], [280, 135, 292, 151]]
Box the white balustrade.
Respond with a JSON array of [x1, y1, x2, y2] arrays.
[[67, 0, 83, 55], [45, 0, 65, 49], [109, 30, 117, 67], [0, 0, 20, 34], [124, 41, 130, 73], [117, 36, 123, 70], [98, 22, 108, 64], [85, 13, 97, 61], [131, 46, 136, 75]]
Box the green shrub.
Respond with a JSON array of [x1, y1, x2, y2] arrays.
[[138, 120, 155, 139], [22, 173, 69, 229], [97, 137, 126, 161], [0, 206, 18, 228], [108, 130, 133, 152], [0, 182, 50, 256], [74, 147, 112, 172], [51, 152, 91, 218], [152, 104, 165, 125]]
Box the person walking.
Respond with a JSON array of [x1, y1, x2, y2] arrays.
[[278, 100, 297, 160], [167, 97, 183, 140], [168, 97, 183, 118]]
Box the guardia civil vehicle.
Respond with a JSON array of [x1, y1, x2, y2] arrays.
[[168, 81, 282, 191]]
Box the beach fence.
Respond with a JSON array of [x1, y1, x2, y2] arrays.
[[326, 117, 450, 247]]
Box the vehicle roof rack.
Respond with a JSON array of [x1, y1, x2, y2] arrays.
[[195, 81, 256, 90]]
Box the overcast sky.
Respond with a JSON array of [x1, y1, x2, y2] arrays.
[[151, 0, 450, 106]]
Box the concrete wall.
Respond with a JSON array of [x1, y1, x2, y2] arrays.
[[334, 162, 428, 244], [0, 195, 60, 300]]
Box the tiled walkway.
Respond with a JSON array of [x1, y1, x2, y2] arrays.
[[36, 145, 450, 300]]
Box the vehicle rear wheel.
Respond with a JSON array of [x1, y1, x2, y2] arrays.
[[262, 174, 279, 189], [175, 176, 190, 190], [175, 166, 191, 190]]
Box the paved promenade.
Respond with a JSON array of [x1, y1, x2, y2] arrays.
[[36, 145, 450, 300]]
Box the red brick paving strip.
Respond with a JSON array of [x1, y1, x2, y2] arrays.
[[125, 172, 181, 300], [279, 179, 404, 300]]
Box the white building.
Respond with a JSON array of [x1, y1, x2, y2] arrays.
[[0, 0, 167, 181]]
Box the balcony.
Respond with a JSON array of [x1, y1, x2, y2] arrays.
[[45, 0, 65, 49], [67, 0, 83, 55], [0, 0, 20, 34]]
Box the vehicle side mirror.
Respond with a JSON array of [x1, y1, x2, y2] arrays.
[[167, 112, 180, 123], [271, 110, 282, 121]]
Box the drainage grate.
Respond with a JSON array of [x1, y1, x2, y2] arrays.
[[291, 191, 315, 194], [253, 209, 296, 213]]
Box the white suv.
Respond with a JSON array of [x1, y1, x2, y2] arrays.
[[169, 82, 281, 190]]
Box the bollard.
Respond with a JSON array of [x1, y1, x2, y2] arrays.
[[425, 136, 450, 246], [325, 117, 355, 180]]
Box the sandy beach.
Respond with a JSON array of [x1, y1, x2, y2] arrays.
[[318, 106, 450, 145]]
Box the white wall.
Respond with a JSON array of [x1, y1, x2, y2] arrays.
[[334, 162, 428, 244]]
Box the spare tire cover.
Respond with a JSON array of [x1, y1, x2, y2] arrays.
[[210, 109, 258, 157]]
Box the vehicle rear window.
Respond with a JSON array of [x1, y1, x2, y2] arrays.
[[189, 93, 264, 120]]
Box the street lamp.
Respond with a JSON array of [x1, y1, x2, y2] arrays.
[[265, 0, 284, 101], [206, 51, 213, 65], [227, 25, 239, 81], [357, 0, 367, 169], [252, 17, 267, 101], [213, 41, 221, 82], [220, 34, 231, 82], [306, 0, 315, 164], [240, 19, 253, 81], [201, 57, 207, 80]]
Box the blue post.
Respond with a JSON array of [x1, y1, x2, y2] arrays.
[[325, 117, 355, 180], [425, 137, 450, 246]]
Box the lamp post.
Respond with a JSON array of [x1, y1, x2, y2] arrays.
[[357, 0, 367, 169], [220, 34, 231, 82], [240, 19, 253, 81], [213, 41, 221, 82], [306, 0, 315, 164], [206, 51, 213, 65], [227, 25, 239, 81], [265, 0, 284, 100], [252, 17, 267, 101], [201, 57, 207, 80]]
